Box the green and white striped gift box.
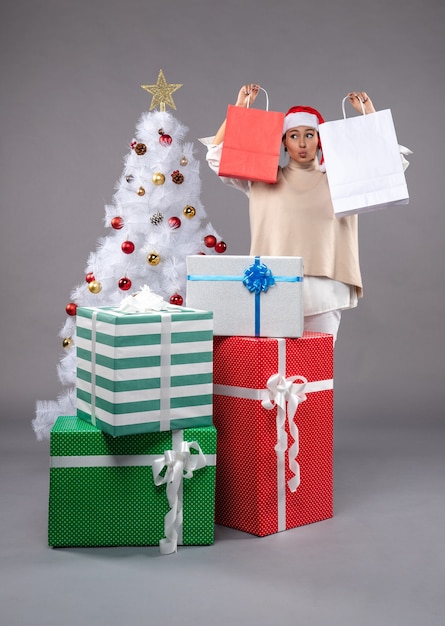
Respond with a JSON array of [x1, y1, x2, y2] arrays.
[[76, 305, 213, 436]]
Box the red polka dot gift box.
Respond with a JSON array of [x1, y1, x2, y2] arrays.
[[213, 333, 333, 537], [48, 416, 216, 553]]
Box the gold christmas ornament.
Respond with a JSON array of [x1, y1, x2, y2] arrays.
[[141, 69, 183, 111], [62, 337, 73, 349], [147, 252, 161, 266], [152, 172, 165, 185], [88, 280, 102, 294], [183, 205, 196, 218], [180, 156, 188, 166], [137, 186, 146, 196]]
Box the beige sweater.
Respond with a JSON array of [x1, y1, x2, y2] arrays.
[[249, 159, 363, 297]]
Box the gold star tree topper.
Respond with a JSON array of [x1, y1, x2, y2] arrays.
[[141, 69, 183, 111]]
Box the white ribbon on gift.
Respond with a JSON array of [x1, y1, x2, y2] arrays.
[[261, 372, 307, 494], [88, 304, 177, 431], [152, 434, 207, 555], [118, 285, 170, 313], [213, 337, 333, 532], [90, 311, 98, 426]]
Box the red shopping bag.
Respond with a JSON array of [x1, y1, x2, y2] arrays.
[[219, 90, 285, 184]]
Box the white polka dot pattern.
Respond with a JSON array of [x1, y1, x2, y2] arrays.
[[213, 332, 334, 537]]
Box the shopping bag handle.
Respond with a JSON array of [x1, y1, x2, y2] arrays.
[[247, 87, 270, 111], [341, 95, 366, 119]]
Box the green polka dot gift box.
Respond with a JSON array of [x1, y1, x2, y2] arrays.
[[48, 416, 216, 552], [76, 305, 213, 436]]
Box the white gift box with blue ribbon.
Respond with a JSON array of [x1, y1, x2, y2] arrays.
[[186, 255, 304, 338]]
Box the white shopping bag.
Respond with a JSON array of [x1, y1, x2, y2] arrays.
[[319, 97, 409, 217]]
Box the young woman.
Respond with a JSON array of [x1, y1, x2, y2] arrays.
[[203, 85, 410, 342]]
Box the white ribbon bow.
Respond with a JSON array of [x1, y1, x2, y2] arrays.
[[152, 441, 207, 555], [262, 374, 308, 492], [119, 285, 169, 312]]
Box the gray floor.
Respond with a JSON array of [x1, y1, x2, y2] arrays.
[[1, 414, 444, 626]]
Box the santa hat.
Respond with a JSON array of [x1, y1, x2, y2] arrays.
[[283, 105, 326, 170], [282, 105, 325, 134]]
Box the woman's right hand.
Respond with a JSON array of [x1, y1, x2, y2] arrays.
[[235, 84, 261, 107], [211, 83, 261, 145]]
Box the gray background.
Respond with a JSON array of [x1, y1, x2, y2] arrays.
[[1, 0, 444, 424], [1, 1, 444, 624]]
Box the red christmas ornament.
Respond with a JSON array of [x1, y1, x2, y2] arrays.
[[159, 134, 173, 146], [118, 277, 132, 291], [168, 216, 181, 229], [66, 302, 77, 316], [169, 293, 183, 306], [111, 216, 124, 230], [204, 235, 217, 248], [121, 241, 135, 254], [85, 272, 95, 283], [215, 240, 227, 253]]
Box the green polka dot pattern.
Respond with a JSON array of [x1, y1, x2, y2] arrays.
[[48, 416, 216, 547]]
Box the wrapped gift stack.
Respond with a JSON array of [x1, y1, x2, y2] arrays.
[[48, 287, 217, 554], [186, 255, 334, 537]]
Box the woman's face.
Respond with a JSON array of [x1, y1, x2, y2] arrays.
[[283, 126, 319, 165]]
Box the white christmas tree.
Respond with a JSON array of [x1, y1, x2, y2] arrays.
[[33, 70, 227, 440]]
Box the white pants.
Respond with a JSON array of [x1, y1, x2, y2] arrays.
[[304, 310, 342, 343]]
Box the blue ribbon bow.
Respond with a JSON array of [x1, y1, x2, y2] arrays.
[[242, 260, 276, 294]]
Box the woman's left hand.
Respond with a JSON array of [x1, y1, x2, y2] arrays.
[[347, 91, 376, 114]]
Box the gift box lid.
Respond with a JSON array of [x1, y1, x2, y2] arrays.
[[186, 254, 303, 280], [50, 416, 217, 458], [76, 305, 213, 325], [213, 333, 333, 389]]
